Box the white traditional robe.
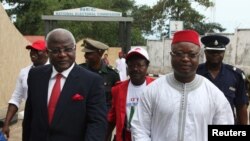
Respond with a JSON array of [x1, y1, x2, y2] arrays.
[[131, 73, 234, 141], [115, 58, 127, 81]]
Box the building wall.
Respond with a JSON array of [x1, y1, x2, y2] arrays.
[[0, 4, 30, 109], [234, 29, 250, 74]]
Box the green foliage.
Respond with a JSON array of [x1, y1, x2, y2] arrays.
[[131, 27, 146, 45], [1, 0, 146, 45], [1, 0, 226, 45], [151, 0, 225, 37], [132, 5, 154, 35]]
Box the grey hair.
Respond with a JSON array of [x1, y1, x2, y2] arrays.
[[45, 28, 76, 45]]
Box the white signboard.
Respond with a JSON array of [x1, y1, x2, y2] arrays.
[[54, 7, 122, 17], [169, 21, 183, 39]]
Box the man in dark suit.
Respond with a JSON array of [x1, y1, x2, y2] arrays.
[[22, 28, 107, 141]]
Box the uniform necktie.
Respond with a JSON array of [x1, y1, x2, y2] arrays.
[[48, 73, 62, 124]]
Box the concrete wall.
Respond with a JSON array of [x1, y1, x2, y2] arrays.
[[234, 29, 250, 74], [147, 29, 250, 75], [0, 4, 30, 109]]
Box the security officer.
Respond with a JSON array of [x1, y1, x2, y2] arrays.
[[79, 38, 120, 110], [197, 34, 249, 124]]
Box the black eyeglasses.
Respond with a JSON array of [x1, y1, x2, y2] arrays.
[[170, 51, 200, 59], [47, 46, 75, 55]]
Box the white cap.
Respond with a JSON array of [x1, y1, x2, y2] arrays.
[[126, 47, 149, 61]]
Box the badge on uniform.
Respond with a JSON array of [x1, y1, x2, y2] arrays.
[[229, 86, 236, 92], [214, 40, 218, 46]]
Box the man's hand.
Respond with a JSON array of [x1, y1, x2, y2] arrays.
[[2, 123, 10, 139]]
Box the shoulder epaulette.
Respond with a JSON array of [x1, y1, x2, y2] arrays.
[[225, 64, 246, 80], [107, 65, 119, 73]]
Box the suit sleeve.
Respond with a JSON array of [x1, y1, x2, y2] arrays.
[[235, 72, 248, 105], [22, 69, 33, 141], [84, 75, 108, 141], [107, 86, 118, 122]]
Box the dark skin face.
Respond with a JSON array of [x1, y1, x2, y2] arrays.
[[84, 50, 104, 70], [47, 31, 76, 73], [204, 50, 225, 68], [127, 56, 149, 86], [29, 48, 48, 66], [171, 42, 200, 83], [119, 52, 123, 58]]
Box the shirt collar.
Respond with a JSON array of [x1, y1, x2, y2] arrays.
[[203, 63, 225, 75], [51, 63, 75, 78], [86, 61, 108, 73], [45, 59, 50, 65], [31, 59, 50, 68]]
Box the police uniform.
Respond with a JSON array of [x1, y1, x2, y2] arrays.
[[79, 38, 120, 109], [197, 35, 248, 122]]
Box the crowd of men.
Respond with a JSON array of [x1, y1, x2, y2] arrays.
[[0, 28, 249, 141]]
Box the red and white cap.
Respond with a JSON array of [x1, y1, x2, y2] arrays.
[[126, 47, 149, 61]]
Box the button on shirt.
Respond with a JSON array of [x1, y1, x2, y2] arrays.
[[197, 63, 248, 110]]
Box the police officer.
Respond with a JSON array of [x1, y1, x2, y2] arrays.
[[79, 38, 120, 109], [197, 34, 249, 124]]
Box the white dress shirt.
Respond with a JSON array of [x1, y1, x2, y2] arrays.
[[47, 63, 75, 104]]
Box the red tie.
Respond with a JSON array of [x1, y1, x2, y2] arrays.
[[48, 73, 62, 124]]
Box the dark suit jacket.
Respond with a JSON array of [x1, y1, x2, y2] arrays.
[[22, 64, 107, 141]]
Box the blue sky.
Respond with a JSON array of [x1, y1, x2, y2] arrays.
[[135, 0, 250, 33]]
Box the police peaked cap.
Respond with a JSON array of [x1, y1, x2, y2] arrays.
[[201, 34, 230, 50], [81, 38, 109, 52]]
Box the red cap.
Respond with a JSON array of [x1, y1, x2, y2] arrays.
[[172, 30, 200, 47], [26, 40, 46, 51]]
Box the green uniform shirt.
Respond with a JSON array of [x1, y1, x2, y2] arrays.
[[79, 62, 120, 109]]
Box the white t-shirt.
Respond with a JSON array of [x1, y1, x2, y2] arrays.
[[8, 65, 32, 108], [9, 61, 50, 108], [126, 81, 146, 130]]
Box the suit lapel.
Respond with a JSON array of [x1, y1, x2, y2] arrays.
[[40, 65, 53, 125]]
